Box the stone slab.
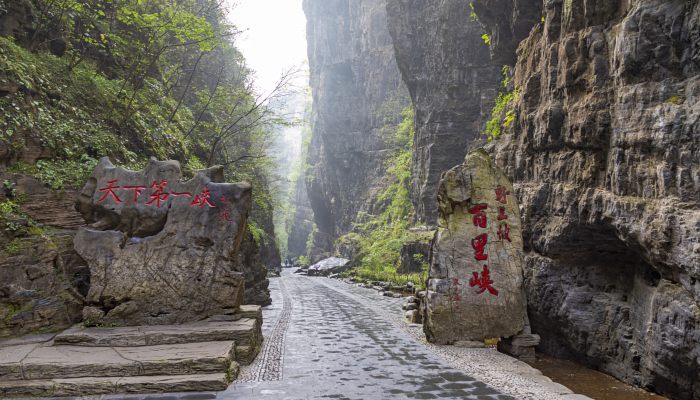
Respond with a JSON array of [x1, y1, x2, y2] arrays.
[[74, 157, 251, 326], [0, 343, 41, 380], [424, 149, 527, 344], [237, 305, 262, 322], [54, 318, 259, 347], [0, 333, 55, 347], [0, 373, 229, 397], [16, 341, 234, 379]]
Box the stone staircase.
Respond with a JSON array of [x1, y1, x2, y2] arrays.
[[0, 305, 262, 398]]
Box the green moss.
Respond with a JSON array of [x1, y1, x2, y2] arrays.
[[481, 33, 491, 46], [248, 222, 266, 245], [1, 302, 32, 322], [484, 68, 520, 141], [297, 255, 310, 267], [667, 95, 686, 105], [469, 2, 479, 22]]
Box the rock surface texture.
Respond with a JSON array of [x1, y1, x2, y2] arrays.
[[425, 150, 527, 344], [287, 173, 314, 259], [471, 0, 700, 398], [74, 157, 252, 326], [0, 306, 263, 397], [0, 173, 87, 338], [303, 0, 410, 256], [386, 0, 502, 225]]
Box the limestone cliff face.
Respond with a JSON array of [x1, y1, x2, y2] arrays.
[[287, 173, 314, 259], [385, 0, 501, 225], [0, 174, 87, 337], [303, 0, 410, 255], [472, 0, 700, 398]]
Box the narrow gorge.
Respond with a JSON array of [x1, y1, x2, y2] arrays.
[[293, 1, 700, 399], [0, 0, 698, 398]]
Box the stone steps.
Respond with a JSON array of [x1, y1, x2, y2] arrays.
[[0, 373, 229, 398], [0, 341, 235, 380], [0, 306, 263, 397], [54, 317, 260, 348]]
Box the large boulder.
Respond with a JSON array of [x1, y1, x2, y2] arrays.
[[424, 149, 527, 344], [73, 157, 251, 326], [307, 257, 350, 276], [397, 227, 434, 274]]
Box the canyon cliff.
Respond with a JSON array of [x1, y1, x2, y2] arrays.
[[386, 0, 501, 225], [475, 0, 700, 398], [303, 0, 700, 398], [302, 0, 410, 258]]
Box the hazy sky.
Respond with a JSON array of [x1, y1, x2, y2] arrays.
[[226, 0, 308, 95]]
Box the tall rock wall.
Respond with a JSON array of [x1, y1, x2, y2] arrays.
[[287, 173, 314, 259], [303, 0, 410, 255], [385, 0, 501, 225], [472, 0, 700, 398]]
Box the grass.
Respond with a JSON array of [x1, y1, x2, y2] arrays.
[[345, 268, 426, 289]]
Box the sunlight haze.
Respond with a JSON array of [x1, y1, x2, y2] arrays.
[[226, 0, 308, 95]]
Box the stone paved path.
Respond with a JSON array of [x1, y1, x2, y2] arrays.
[[92, 270, 584, 400], [219, 271, 514, 400]]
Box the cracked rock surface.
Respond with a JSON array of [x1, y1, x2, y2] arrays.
[[74, 157, 252, 326]]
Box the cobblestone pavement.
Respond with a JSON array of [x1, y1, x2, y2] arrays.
[[237, 277, 290, 382], [220, 271, 515, 400], [91, 270, 583, 400]]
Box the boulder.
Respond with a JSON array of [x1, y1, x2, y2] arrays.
[[73, 157, 251, 326], [397, 237, 431, 274], [307, 257, 350, 276], [424, 149, 527, 344]]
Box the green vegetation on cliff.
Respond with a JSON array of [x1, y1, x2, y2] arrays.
[[0, 0, 290, 258], [484, 66, 519, 141], [337, 107, 428, 287]]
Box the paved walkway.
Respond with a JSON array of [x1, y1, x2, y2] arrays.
[[220, 271, 513, 400], [94, 270, 586, 400]]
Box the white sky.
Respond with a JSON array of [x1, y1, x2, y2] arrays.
[[226, 0, 308, 95]]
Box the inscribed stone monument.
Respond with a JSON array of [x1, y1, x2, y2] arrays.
[[73, 157, 251, 326], [424, 149, 527, 344]]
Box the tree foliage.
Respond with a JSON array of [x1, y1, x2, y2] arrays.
[[0, 0, 295, 252]]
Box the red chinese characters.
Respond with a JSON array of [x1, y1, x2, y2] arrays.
[[469, 265, 498, 296], [451, 277, 462, 302], [95, 179, 218, 210], [497, 206, 508, 221], [122, 185, 146, 203], [98, 180, 122, 204], [497, 223, 511, 242], [191, 186, 215, 208], [468, 203, 488, 228], [471, 233, 488, 261], [146, 180, 169, 208], [218, 195, 233, 222], [465, 190, 499, 296], [495, 185, 510, 204]]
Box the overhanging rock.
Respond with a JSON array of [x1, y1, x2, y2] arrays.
[[74, 157, 251, 326], [424, 149, 529, 344]]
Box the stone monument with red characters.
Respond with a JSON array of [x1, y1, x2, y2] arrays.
[[424, 149, 536, 354]]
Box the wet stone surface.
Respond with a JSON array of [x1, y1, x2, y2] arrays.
[[222, 271, 513, 400], [92, 270, 515, 400]]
